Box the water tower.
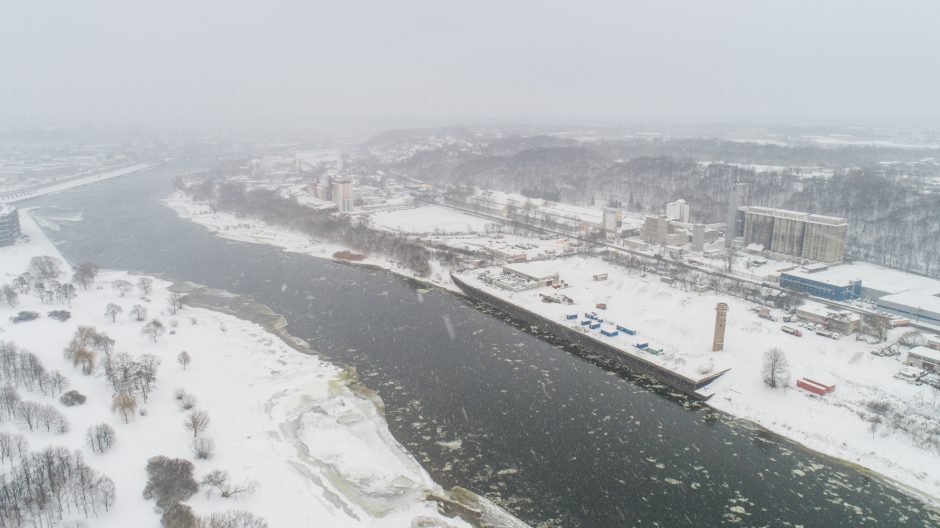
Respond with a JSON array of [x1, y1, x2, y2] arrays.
[[713, 303, 729, 351]]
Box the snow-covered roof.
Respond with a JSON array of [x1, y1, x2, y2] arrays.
[[797, 301, 860, 322], [879, 290, 940, 317], [909, 346, 940, 364], [802, 262, 940, 296], [503, 260, 561, 281], [783, 268, 859, 288]]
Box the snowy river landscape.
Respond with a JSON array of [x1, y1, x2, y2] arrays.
[[12, 162, 939, 527]]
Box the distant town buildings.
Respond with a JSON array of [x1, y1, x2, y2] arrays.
[[331, 179, 354, 212], [740, 206, 847, 263], [666, 199, 690, 223], [0, 205, 20, 247], [640, 199, 722, 250], [602, 207, 622, 234], [641, 215, 683, 246], [310, 179, 332, 201]]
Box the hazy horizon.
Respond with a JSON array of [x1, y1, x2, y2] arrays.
[[2, 1, 939, 130]]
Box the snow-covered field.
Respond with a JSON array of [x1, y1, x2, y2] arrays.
[[0, 211, 494, 527], [370, 205, 496, 234], [162, 192, 458, 292], [459, 257, 940, 506]]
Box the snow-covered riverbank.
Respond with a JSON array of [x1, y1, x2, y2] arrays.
[[161, 191, 940, 511], [163, 191, 459, 293], [456, 258, 940, 510], [0, 210, 523, 527]]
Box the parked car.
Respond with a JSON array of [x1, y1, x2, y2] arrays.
[[894, 366, 926, 383], [919, 373, 940, 389]]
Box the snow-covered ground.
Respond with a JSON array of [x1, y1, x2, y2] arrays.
[[458, 260, 732, 382], [162, 192, 458, 292], [0, 162, 159, 204], [0, 210, 503, 527], [370, 205, 496, 234], [459, 257, 940, 506]]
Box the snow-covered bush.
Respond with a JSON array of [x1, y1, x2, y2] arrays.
[[143, 456, 199, 513], [60, 389, 87, 406], [10, 310, 39, 323], [47, 309, 71, 321]]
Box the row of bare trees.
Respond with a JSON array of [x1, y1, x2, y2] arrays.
[[0, 342, 69, 400], [0, 443, 115, 528], [181, 178, 434, 276]]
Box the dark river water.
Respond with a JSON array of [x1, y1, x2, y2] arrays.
[[23, 161, 939, 527]]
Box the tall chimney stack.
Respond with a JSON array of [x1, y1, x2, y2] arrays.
[[713, 303, 729, 351]]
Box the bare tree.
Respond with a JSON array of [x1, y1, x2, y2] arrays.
[[177, 351, 191, 370], [201, 510, 266, 527], [184, 409, 210, 438], [0, 385, 20, 421], [762, 347, 790, 388], [142, 319, 166, 342], [58, 282, 78, 306], [72, 262, 100, 289], [73, 347, 96, 375], [112, 392, 138, 424], [200, 470, 258, 500], [86, 423, 117, 454], [37, 404, 69, 433], [136, 353, 160, 402], [49, 370, 69, 396], [13, 273, 31, 294], [1, 284, 17, 308], [899, 330, 926, 348], [864, 314, 891, 342], [137, 277, 154, 296], [111, 279, 133, 297], [15, 400, 42, 431], [130, 304, 148, 322], [105, 303, 123, 322], [29, 255, 62, 280], [170, 292, 185, 312]]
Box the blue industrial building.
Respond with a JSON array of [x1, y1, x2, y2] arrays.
[[779, 271, 861, 301]]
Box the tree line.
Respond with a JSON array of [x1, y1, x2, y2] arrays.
[[179, 179, 434, 276]]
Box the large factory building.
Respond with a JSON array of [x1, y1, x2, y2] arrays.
[[741, 207, 847, 263]]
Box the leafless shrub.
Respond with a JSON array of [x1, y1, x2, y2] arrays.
[[184, 409, 210, 438], [178, 393, 197, 411], [193, 437, 215, 460]]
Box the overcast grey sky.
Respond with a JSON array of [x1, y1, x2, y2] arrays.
[[1, 1, 938, 129]]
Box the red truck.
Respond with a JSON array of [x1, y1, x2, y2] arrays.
[[781, 326, 803, 337]]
